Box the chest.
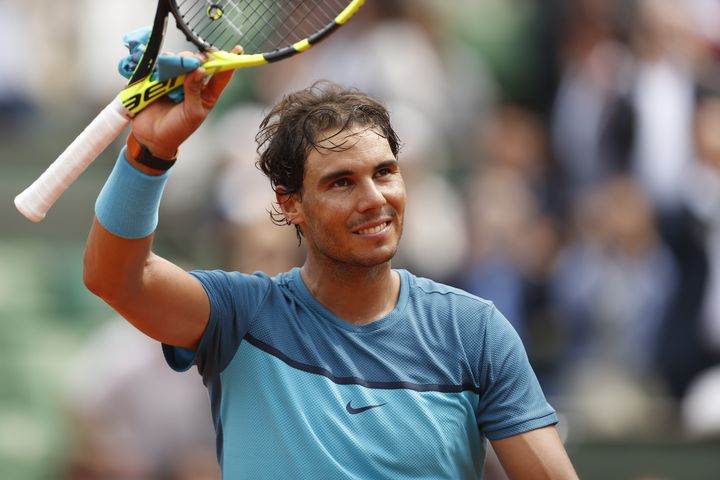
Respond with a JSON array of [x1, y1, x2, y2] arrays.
[[217, 340, 485, 478]]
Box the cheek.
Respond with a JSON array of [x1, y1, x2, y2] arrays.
[[302, 198, 343, 230], [388, 182, 407, 214]]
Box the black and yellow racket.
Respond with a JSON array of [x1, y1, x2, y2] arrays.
[[15, 0, 364, 222]]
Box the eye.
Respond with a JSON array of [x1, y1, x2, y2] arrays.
[[375, 166, 395, 178], [331, 178, 351, 188]]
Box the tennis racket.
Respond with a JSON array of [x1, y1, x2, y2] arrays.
[[15, 0, 364, 222]]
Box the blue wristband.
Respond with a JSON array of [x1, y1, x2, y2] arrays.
[[95, 147, 170, 238]]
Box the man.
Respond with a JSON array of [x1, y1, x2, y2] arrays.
[[83, 59, 578, 478]]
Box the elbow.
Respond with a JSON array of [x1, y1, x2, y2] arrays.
[[82, 243, 148, 307], [82, 247, 105, 298], [82, 220, 152, 306], [82, 245, 121, 302], [83, 267, 104, 299]]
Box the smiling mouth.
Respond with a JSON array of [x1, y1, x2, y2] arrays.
[[355, 221, 390, 235]]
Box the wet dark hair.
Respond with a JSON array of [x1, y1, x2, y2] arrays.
[[255, 80, 401, 241]]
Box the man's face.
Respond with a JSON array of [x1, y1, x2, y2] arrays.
[[284, 127, 406, 268]]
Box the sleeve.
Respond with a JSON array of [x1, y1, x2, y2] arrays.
[[476, 305, 558, 440], [162, 270, 271, 380]]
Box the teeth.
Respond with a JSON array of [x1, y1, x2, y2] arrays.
[[357, 223, 387, 235]]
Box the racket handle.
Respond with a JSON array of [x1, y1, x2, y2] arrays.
[[15, 98, 131, 222]]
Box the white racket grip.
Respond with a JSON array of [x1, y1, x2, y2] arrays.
[[14, 98, 131, 222]]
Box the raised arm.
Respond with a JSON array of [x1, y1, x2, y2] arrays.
[[83, 61, 236, 350], [491, 425, 578, 480]]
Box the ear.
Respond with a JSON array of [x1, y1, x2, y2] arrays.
[[275, 187, 303, 226]]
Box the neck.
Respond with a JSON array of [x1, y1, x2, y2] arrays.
[[300, 260, 400, 325]]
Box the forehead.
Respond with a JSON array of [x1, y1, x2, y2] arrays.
[[305, 127, 394, 174]]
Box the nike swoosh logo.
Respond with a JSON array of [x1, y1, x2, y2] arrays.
[[346, 400, 386, 414]]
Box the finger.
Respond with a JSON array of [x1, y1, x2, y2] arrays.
[[201, 70, 235, 108], [200, 45, 242, 107], [181, 67, 208, 113], [185, 67, 206, 94]]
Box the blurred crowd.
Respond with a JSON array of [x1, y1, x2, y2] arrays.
[[5, 0, 720, 478]]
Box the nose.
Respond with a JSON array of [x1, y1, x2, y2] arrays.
[[356, 179, 387, 212]]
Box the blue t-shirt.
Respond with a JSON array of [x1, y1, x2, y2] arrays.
[[163, 268, 557, 479]]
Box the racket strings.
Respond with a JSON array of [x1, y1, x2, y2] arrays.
[[201, 1, 246, 45], [209, 0, 328, 50], [235, 0, 299, 50], [174, 0, 348, 53]]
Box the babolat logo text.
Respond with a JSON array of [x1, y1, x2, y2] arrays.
[[122, 76, 182, 112]]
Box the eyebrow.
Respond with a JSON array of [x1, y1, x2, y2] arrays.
[[317, 159, 398, 186]]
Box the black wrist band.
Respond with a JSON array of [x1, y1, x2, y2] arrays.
[[126, 134, 177, 171]]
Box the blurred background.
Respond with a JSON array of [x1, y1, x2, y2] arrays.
[[2, 0, 720, 478]]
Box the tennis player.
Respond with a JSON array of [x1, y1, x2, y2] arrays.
[[83, 60, 578, 477]]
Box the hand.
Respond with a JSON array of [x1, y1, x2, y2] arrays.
[[131, 46, 242, 159]]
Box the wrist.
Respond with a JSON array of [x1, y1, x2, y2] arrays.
[[95, 148, 171, 239], [126, 133, 178, 174]]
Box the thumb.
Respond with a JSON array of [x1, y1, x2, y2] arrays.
[[182, 68, 209, 119]]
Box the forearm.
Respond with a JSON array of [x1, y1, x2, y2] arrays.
[[491, 426, 578, 480], [83, 217, 155, 303]]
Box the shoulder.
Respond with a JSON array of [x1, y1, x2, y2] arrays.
[[190, 268, 293, 292], [400, 269, 509, 356], [189, 268, 298, 315], [400, 269, 522, 351], [397, 270, 526, 390], [402, 270, 497, 322]]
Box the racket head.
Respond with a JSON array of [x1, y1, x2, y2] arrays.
[[169, 0, 364, 60]]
